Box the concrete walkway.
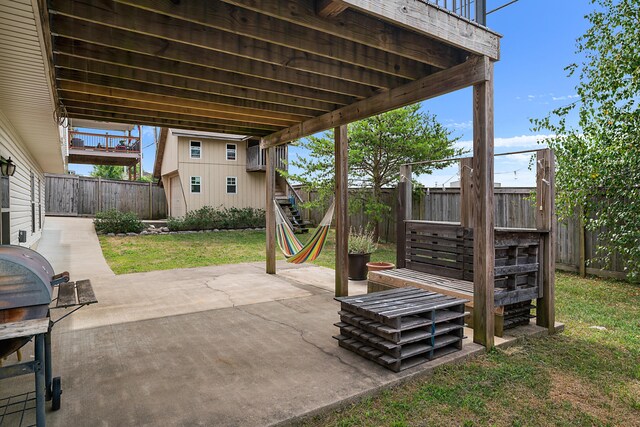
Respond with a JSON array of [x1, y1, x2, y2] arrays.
[[2, 217, 560, 426]]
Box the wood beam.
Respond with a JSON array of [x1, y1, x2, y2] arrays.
[[221, 0, 464, 69], [67, 113, 269, 136], [335, 125, 349, 297], [49, 1, 410, 90], [316, 0, 348, 18], [265, 145, 277, 274], [536, 149, 556, 333], [56, 70, 315, 121], [262, 56, 487, 148], [59, 92, 283, 129], [114, 0, 431, 80], [57, 81, 304, 125], [339, 0, 500, 60], [62, 101, 281, 132], [472, 57, 495, 349], [66, 109, 271, 137], [53, 39, 357, 105], [49, 15, 377, 99], [54, 53, 340, 113]]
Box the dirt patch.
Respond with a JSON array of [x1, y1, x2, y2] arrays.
[[549, 370, 637, 424]]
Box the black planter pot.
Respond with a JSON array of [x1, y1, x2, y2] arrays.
[[348, 253, 371, 280]]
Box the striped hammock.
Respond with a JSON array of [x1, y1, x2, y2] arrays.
[[274, 200, 335, 264]]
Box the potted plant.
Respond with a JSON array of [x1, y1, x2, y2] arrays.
[[348, 227, 378, 280]]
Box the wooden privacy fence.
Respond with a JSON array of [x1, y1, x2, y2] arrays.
[[300, 187, 627, 280], [45, 174, 167, 219]]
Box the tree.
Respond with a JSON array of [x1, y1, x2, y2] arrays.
[[285, 104, 463, 240], [90, 165, 124, 180], [532, 0, 640, 279]]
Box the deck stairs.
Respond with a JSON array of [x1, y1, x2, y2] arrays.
[[275, 176, 311, 234]]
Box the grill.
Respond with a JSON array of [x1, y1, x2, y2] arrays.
[[0, 245, 97, 426]]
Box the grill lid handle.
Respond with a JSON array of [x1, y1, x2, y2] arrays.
[[51, 271, 70, 287]]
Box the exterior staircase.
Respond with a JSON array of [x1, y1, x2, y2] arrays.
[[275, 175, 311, 234]]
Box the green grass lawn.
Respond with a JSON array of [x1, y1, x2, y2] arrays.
[[98, 229, 396, 274], [302, 273, 640, 427], [99, 231, 639, 425]]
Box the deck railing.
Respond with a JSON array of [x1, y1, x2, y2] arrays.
[[246, 145, 287, 172], [426, 0, 486, 25], [68, 130, 141, 154]]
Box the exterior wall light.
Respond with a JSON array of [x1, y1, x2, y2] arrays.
[[0, 156, 17, 177]]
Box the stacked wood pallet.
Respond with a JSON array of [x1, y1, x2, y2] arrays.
[[334, 287, 467, 372]]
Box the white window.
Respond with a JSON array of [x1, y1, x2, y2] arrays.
[[190, 176, 201, 193], [226, 143, 237, 161], [190, 141, 201, 159], [226, 176, 237, 194]]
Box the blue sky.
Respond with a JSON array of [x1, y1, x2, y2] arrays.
[[70, 0, 595, 187]]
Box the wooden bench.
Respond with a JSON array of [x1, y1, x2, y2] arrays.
[[368, 221, 546, 336]]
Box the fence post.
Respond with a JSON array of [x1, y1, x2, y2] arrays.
[[97, 177, 101, 213], [460, 158, 473, 228], [149, 182, 153, 220], [578, 205, 586, 277]]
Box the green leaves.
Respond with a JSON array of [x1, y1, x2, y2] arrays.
[[284, 104, 462, 240], [532, 0, 640, 280]]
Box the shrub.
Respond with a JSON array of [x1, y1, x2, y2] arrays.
[[94, 210, 144, 234], [167, 206, 265, 231], [348, 227, 378, 254]]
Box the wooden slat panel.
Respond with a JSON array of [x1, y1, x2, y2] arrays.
[[0, 319, 49, 340], [76, 279, 97, 305], [56, 281, 77, 308]]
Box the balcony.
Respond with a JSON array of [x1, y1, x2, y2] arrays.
[[427, 0, 487, 25], [246, 145, 287, 172], [68, 130, 141, 167]]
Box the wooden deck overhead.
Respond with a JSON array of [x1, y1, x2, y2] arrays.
[[42, 0, 500, 143]]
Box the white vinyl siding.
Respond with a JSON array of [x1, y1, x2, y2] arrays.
[[190, 176, 201, 194], [190, 140, 201, 159], [175, 137, 266, 211], [0, 111, 46, 247], [226, 143, 237, 161], [226, 176, 237, 194]]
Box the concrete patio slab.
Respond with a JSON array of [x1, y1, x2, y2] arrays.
[[1, 217, 562, 427]]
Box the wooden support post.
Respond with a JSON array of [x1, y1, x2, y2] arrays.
[[265, 144, 276, 274], [396, 165, 412, 268], [459, 158, 474, 228], [536, 149, 556, 332], [472, 57, 495, 349], [335, 125, 349, 297]]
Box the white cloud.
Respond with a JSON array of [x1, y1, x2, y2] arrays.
[[551, 94, 579, 101], [445, 120, 473, 130]]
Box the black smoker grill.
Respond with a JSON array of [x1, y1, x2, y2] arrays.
[[0, 245, 97, 427]]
